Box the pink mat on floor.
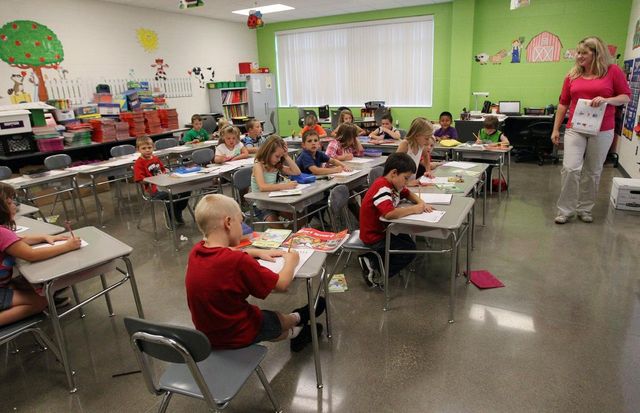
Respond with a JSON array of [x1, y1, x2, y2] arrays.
[[469, 270, 504, 289]]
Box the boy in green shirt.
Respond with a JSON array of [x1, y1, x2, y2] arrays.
[[475, 115, 510, 145], [183, 114, 210, 143]]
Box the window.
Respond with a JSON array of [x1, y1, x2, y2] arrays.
[[276, 16, 434, 107]]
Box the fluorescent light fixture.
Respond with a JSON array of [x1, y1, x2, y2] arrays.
[[232, 4, 294, 15]]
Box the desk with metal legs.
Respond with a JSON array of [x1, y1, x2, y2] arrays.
[[17, 226, 144, 392], [452, 146, 512, 199], [15, 216, 64, 236]]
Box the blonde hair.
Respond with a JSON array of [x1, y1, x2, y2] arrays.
[[568, 36, 611, 80], [255, 135, 286, 166], [218, 125, 240, 146], [304, 114, 318, 127], [405, 117, 433, 150], [338, 109, 354, 124], [195, 194, 241, 237], [217, 117, 230, 129], [135, 136, 153, 148]]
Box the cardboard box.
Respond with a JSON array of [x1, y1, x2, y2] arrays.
[[610, 177, 640, 212]]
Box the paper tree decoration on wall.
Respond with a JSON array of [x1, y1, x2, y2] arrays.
[[526, 31, 562, 63], [137, 28, 158, 52], [247, 10, 264, 29], [0, 20, 64, 101]]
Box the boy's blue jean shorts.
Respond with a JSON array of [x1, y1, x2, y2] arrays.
[[253, 310, 283, 343], [0, 287, 14, 311]]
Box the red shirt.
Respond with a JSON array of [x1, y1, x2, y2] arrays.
[[559, 64, 630, 131], [133, 155, 166, 194], [359, 177, 410, 244], [185, 243, 279, 349]]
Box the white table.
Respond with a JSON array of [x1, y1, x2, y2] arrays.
[[17, 226, 144, 392], [452, 145, 512, 198], [15, 216, 64, 236]]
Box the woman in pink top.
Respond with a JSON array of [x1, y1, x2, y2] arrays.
[[551, 36, 630, 224]]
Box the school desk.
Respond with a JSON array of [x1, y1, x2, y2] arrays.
[[380, 196, 474, 323], [14, 202, 40, 218], [451, 145, 512, 198], [2, 169, 87, 224], [15, 215, 64, 236], [16, 226, 144, 392]]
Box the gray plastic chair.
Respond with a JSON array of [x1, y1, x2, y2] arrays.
[[398, 128, 407, 139], [367, 166, 384, 185], [232, 165, 253, 203], [110, 144, 136, 158], [44, 153, 71, 170], [154, 138, 178, 151], [191, 148, 214, 166], [0, 165, 12, 180], [0, 313, 62, 370], [124, 317, 281, 413], [43, 154, 85, 222]]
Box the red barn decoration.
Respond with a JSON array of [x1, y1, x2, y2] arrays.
[[526, 31, 562, 63]]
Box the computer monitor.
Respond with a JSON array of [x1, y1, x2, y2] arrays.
[[499, 101, 521, 115]]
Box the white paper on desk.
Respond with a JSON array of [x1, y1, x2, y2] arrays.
[[418, 176, 450, 185], [330, 170, 360, 177], [443, 161, 478, 169], [46, 169, 70, 176], [269, 189, 301, 197], [402, 210, 446, 223], [66, 164, 103, 172], [225, 158, 255, 167], [172, 171, 202, 178], [345, 157, 374, 164], [572, 98, 606, 135], [1, 177, 27, 185], [32, 239, 89, 249], [419, 193, 452, 205], [14, 225, 28, 233], [257, 249, 313, 276]]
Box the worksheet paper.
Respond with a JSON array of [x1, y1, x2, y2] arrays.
[[258, 249, 314, 276], [419, 193, 453, 205], [401, 210, 446, 223], [443, 161, 478, 169], [418, 176, 451, 185], [32, 239, 89, 249]]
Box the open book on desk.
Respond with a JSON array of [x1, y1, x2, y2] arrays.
[[257, 249, 314, 276]]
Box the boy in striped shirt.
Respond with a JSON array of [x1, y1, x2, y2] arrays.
[[358, 153, 433, 287]]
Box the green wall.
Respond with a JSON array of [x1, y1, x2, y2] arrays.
[[256, 0, 631, 134], [470, 0, 631, 109]]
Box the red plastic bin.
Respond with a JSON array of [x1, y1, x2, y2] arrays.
[[36, 137, 64, 152]]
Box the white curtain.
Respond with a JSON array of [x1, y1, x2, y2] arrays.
[[276, 16, 434, 107]]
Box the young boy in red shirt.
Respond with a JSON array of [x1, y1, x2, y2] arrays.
[[358, 152, 433, 287], [133, 136, 190, 225], [185, 194, 325, 351]]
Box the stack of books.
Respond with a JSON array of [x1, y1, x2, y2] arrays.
[[89, 119, 116, 143], [120, 112, 146, 137], [32, 125, 60, 140], [158, 108, 178, 130], [115, 121, 130, 140], [143, 110, 162, 135], [63, 123, 92, 146]]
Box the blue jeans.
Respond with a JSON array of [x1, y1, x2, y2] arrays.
[[364, 233, 416, 277]]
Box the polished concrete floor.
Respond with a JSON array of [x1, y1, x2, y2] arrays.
[[2, 161, 639, 413]]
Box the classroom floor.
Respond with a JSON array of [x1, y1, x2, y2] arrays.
[[2, 161, 639, 413]]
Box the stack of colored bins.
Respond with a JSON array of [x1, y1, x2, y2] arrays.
[[32, 125, 64, 152], [153, 91, 167, 108], [89, 119, 117, 143], [158, 108, 179, 130], [63, 123, 93, 147], [138, 89, 155, 110], [143, 110, 163, 134], [115, 121, 130, 140], [120, 112, 146, 137]]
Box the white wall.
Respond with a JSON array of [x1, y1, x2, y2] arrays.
[[620, 0, 640, 178], [0, 0, 258, 126]]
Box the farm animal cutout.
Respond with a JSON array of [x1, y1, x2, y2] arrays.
[[0, 20, 65, 101], [247, 10, 264, 29], [526, 31, 562, 63], [151, 58, 169, 81], [474, 53, 489, 65], [564, 49, 577, 60], [187, 66, 214, 88], [489, 49, 508, 64]]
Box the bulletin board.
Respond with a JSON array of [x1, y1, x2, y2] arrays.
[[622, 58, 640, 140]]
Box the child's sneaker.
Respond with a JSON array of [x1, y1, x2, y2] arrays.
[[292, 297, 326, 326], [358, 255, 375, 288], [54, 295, 71, 309], [290, 323, 323, 352], [578, 212, 593, 223], [554, 215, 569, 224]]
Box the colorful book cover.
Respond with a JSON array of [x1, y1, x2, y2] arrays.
[[251, 229, 292, 249], [328, 274, 348, 292], [282, 228, 349, 253]]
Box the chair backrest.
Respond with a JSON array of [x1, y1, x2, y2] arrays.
[[268, 110, 276, 135], [398, 128, 407, 139], [191, 148, 214, 165], [330, 110, 340, 130], [528, 122, 554, 138], [44, 154, 71, 170], [155, 138, 178, 150], [327, 184, 351, 231], [110, 144, 136, 158], [303, 109, 318, 119], [368, 166, 384, 185], [124, 317, 211, 364], [0, 165, 12, 180], [232, 165, 253, 203], [374, 107, 390, 125], [200, 115, 218, 134]]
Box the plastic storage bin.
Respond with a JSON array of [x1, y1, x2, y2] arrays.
[[36, 137, 64, 152], [0, 133, 37, 156], [0, 110, 32, 135]]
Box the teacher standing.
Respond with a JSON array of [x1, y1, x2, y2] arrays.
[[552, 36, 631, 224]]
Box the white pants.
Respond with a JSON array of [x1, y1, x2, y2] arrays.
[[556, 128, 613, 217]]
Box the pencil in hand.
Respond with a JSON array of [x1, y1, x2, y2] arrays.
[[64, 220, 75, 239]]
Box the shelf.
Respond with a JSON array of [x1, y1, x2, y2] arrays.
[[218, 87, 247, 91], [222, 101, 248, 106]]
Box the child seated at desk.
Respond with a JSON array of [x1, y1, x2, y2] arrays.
[[185, 194, 325, 351], [358, 153, 433, 287], [326, 123, 364, 161], [214, 125, 250, 164], [475, 115, 510, 145], [369, 113, 401, 143], [433, 111, 458, 141], [212, 117, 229, 139], [133, 136, 190, 225], [331, 109, 365, 137], [0, 183, 82, 327], [296, 130, 350, 175], [300, 114, 327, 139], [396, 117, 434, 186], [241, 118, 266, 154], [183, 114, 211, 144], [251, 135, 301, 224]]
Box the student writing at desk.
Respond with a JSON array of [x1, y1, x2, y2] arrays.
[[358, 153, 433, 288], [185, 194, 325, 352], [331, 109, 365, 137], [325, 123, 364, 161], [0, 183, 81, 327], [369, 113, 401, 143], [296, 130, 350, 175], [475, 115, 510, 145], [396, 117, 434, 185], [214, 125, 250, 164], [183, 114, 211, 143]]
